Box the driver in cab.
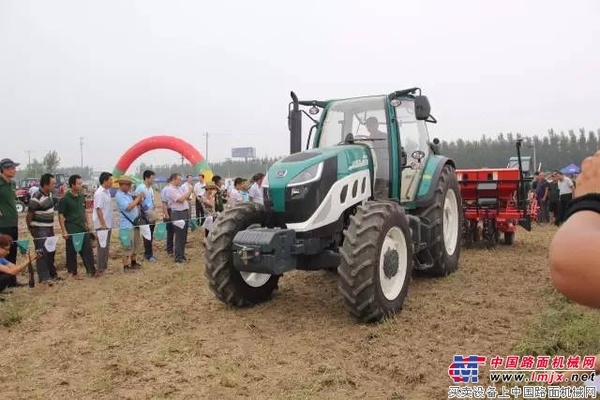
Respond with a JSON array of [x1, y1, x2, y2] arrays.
[[365, 117, 387, 140]]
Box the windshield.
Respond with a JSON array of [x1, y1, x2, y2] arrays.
[[508, 158, 530, 171], [317, 96, 388, 148]]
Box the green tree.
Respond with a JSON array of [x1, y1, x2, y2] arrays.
[[42, 150, 61, 172]]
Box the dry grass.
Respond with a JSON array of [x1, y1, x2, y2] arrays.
[[0, 223, 594, 399]]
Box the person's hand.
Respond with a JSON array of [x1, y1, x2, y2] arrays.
[[575, 151, 600, 198], [62, 232, 68, 241]]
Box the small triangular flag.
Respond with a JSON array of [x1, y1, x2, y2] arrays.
[[44, 236, 58, 252], [154, 222, 166, 240], [119, 228, 132, 248], [139, 225, 152, 241], [97, 230, 109, 248], [71, 232, 85, 252], [173, 220, 185, 229], [16, 239, 29, 254]]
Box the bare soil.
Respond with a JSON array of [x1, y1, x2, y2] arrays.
[[0, 221, 558, 400]]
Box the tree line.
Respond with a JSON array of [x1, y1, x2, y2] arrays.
[[439, 128, 599, 170], [15, 127, 599, 183]]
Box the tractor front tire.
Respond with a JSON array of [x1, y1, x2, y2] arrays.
[[423, 164, 462, 277], [16, 201, 26, 214], [204, 203, 280, 307], [338, 201, 414, 323]]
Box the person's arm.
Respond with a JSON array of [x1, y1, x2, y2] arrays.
[[174, 186, 193, 203], [0, 253, 40, 275], [549, 153, 600, 308], [543, 185, 549, 202], [122, 193, 143, 211], [549, 211, 600, 308]]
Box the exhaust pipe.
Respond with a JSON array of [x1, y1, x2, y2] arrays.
[[289, 91, 302, 154]]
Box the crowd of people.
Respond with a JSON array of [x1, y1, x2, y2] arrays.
[[531, 170, 575, 226], [0, 155, 266, 293]]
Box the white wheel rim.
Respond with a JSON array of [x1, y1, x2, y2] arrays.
[[16, 204, 24, 212], [378, 226, 408, 301], [443, 189, 459, 255], [240, 271, 271, 288]]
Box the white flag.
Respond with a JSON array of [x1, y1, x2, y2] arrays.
[[173, 220, 185, 229], [44, 236, 58, 252], [97, 230, 109, 248], [139, 224, 152, 240]]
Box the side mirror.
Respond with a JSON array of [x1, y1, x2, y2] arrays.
[[414, 96, 431, 120]]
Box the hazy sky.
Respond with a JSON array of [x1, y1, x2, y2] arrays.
[[1, 0, 599, 172]]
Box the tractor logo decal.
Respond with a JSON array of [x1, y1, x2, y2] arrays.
[[276, 169, 287, 178], [349, 158, 369, 170]]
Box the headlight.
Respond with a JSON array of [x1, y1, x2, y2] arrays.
[[288, 162, 324, 187]]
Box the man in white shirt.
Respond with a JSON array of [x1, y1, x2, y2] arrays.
[[28, 184, 39, 198], [93, 172, 114, 274], [167, 173, 194, 263], [249, 173, 265, 205], [226, 177, 245, 209], [194, 173, 206, 223], [180, 174, 194, 218], [555, 170, 574, 226]]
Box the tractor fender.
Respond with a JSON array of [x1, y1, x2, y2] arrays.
[[414, 156, 456, 208]]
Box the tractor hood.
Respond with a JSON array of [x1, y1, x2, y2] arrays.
[[264, 145, 371, 215]]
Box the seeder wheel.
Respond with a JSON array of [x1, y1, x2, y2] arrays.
[[482, 218, 499, 249]]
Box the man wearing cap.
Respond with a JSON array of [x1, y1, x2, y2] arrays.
[[0, 158, 22, 287], [115, 175, 145, 271]]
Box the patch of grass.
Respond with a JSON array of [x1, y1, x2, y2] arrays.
[[0, 302, 23, 327], [514, 302, 600, 356]]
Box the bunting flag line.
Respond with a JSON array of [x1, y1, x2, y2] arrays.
[[13, 213, 217, 253]]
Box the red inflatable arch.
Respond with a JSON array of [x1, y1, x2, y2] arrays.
[[113, 135, 212, 181]]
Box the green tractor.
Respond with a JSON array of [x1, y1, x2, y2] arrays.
[[204, 88, 462, 323]]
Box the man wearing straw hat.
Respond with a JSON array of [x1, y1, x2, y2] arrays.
[[115, 175, 145, 271]]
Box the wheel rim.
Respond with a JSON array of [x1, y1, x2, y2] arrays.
[[443, 189, 459, 255], [378, 226, 408, 301], [16, 203, 24, 213], [240, 271, 271, 288]]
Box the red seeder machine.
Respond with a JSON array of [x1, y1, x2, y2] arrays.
[[455, 140, 535, 248]]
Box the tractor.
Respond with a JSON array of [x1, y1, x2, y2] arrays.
[[204, 88, 462, 323]]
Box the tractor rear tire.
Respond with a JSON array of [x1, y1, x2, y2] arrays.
[[422, 164, 462, 277], [338, 201, 413, 323], [204, 203, 280, 307]]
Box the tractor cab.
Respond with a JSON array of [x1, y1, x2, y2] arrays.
[[299, 89, 438, 204]]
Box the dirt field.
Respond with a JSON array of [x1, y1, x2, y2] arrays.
[[0, 220, 591, 399]]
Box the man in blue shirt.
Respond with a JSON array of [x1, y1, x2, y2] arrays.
[[135, 170, 158, 262], [115, 175, 145, 271]]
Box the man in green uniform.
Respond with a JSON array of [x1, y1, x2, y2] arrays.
[[58, 174, 96, 279], [0, 158, 22, 287]]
